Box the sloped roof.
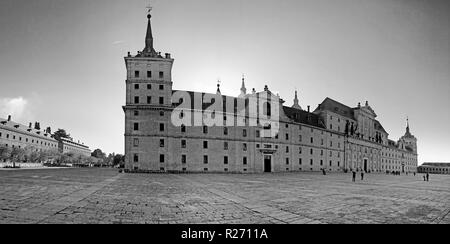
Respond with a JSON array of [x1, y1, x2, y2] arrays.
[[0, 118, 56, 141], [283, 106, 325, 128], [315, 97, 355, 120]]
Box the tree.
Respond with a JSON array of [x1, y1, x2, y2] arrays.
[[91, 149, 106, 159], [0, 145, 12, 163], [113, 154, 125, 167], [53, 129, 71, 141], [10, 147, 26, 168]]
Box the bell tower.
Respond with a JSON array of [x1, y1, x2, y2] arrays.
[[123, 6, 175, 170]]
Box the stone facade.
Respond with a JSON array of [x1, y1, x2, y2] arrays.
[[123, 11, 418, 174], [418, 163, 450, 175], [0, 116, 91, 157]]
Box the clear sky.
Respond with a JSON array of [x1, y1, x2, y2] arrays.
[[0, 0, 448, 164]]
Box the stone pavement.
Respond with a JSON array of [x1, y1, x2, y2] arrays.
[[0, 168, 449, 224]]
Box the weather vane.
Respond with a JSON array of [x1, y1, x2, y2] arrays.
[[146, 1, 153, 14]]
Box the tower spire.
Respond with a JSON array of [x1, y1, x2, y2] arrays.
[[406, 117, 410, 133], [292, 90, 302, 110], [240, 74, 247, 96], [142, 5, 159, 57]]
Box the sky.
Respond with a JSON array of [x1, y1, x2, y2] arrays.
[[0, 0, 448, 164]]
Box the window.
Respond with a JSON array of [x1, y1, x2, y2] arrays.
[[330, 161, 332, 167], [181, 125, 186, 133], [147, 84, 152, 90], [310, 137, 314, 144], [310, 159, 313, 165], [182, 155, 187, 164], [133, 138, 139, 147], [330, 141, 333, 147], [299, 147, 302, 154], [204, 155, 208, 164], [159, 71, 164, 79], [159, 85, 164, 90], [134, 110, 139, 116], [256, 130, 260, 138], [320, 160, 323, 166], [299, 135, 302, 142], [243, 157, 248, 165], [243, 143, 248, 152], [286, 158, 290, 165], [310, 148, 313, 155], [286, 146, 289, 153], [160, 154, 165, 163], [134, 96, 140, 104], [243, 129, 247, 137], [147, 71, 152, 78], [160, 123, 165, 132], [160, 111, 164, 117], [133, 123, 139, 131], [159, 97, 164, 105], [223, 127, 228, 135], [203, 141, 208, 149], [160, 139, 165, 148], [147, 96, 152, 104], [224, 156, 228, 165], [224, 142, 228, 150], [133, 154, 139, 163], [286, 134, 289, 140], [203, 126, 208, 134], [135, 71, 140, 78], [134, 84, 139, 90], [299, 158, 302, 165]]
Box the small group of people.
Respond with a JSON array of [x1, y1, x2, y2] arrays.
[[352, 170, 365, 182], [423, 173, 430, 182]]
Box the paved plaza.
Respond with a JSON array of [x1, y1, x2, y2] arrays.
[[0, 168, 449, 224]]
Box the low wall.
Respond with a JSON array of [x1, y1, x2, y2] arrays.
[[0, 162, 44, 168]]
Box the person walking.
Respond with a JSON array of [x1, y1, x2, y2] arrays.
[[426, 173, 430, 182], [352, 171, 356, 182], [361, 171, 364, 181]]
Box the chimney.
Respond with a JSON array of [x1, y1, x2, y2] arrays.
[[29, 122, 32, 128], [307, 106, 310, 113], [127, 51, 131, 57], [7, 115, 11, 121], [34, 122, 41, 130], [165, 53, 171, 59]]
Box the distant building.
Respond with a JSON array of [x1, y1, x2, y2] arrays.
[[0, 115, 91, 157], [418, 163, 450, 175], [123, 9, 418, 173]]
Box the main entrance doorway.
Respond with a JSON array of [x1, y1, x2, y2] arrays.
[[264, 155, 272, 173]]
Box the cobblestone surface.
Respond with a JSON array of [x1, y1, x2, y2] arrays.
[[0, 168, 449, 224]]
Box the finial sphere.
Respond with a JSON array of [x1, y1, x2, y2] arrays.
[[147, 14, 152, 19]]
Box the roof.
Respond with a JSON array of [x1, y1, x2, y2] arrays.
[[374, 120, 388, 134], [421, 163, 450, 167], [172, 91, 325, 128], [0, 118, 56, 141], [283, 106, 325, 128], [61, 138, 90, 149], [315, 97, 355, 120]]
